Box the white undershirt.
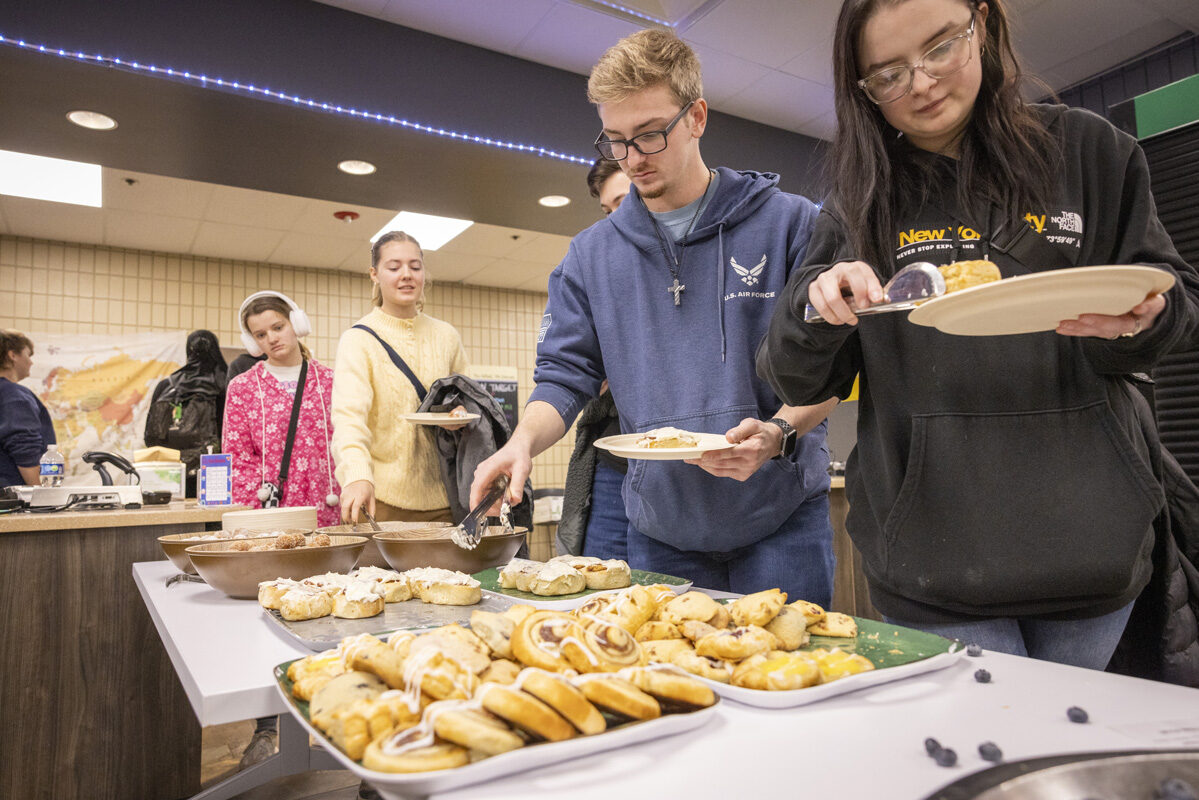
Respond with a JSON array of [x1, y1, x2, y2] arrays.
[[264, 362, 302, 395]]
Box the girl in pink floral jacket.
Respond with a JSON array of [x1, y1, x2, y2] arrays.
[[222, 293, 341, 527]]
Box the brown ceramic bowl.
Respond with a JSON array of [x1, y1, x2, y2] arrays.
[[316, 521, 454, 568], [373, 527, 526, 574], [185, 535, 368, 599], [156, 530, 292, 574]]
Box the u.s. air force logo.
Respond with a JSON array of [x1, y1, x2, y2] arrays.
[[731, 255, 766, 286]]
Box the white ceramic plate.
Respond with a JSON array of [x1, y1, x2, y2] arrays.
[[594, 432, 734, 461], [696, 647, 964, 709], [908, 265, 1175, 336], [401, 412, 481, 425], [273, 677, 718, 798]]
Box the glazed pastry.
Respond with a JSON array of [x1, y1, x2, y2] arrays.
[[549, 555, 602, 568], [258, 578, 304, 609], [939, 259, 1001, 293], [580, 559, 633, 591], [498, 558, 543, 592], [479, 659, 523, 685], [603, 585, 657, 633], [514, 669, 606, 735], [289, 647, 349, 700], [309, 670, 386, 731], [351, 566, 412, 602], [561, 616, 643, 673], [470, 610, 516, 660], [428, 701, 526, 756], [640, 639, 696, 663], [477, 683, 576, 742], [401, 647, 480, 702], [694, 625, 778, 661], [708, 603, 732, 629], [501, 604, 537, 626], [620, 666, 717, 709], [574, 675, 660, 720], [643, 583, 680, 611], [635, 427, 699, 448], [809, 648, 874, 681], [325, 698, 375, 760], [659, 591, 724, 626], [405, 567, 482, 606], [331, 582, 385, 619], [279, 586, 334, 621], [386, 629, 417, 659], [363, 729, 469, 773], [678, 620, 719, 643], [575, 593, 616, 619], [634, 620, 684, 642], [408, 626, 492, 675], [731, 652, 821, 691], [669, 650, 735, 684], [511, 611, 580, 671], [529, 561, 586, 596], [807, 611, 858, 638], [763, 605, 810, 650], [728, 588, 787, 627], [343, 633, 409, 690], [792, 600, 827, 627]]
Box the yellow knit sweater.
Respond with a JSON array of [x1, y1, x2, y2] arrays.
[[331, 308, 469, 510]]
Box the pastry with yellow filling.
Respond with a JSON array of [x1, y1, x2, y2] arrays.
[[634, 427, 700, 448], [731, 652, 822, 691], [809, 647, 875, 682], [938, 259, 1001, 293]]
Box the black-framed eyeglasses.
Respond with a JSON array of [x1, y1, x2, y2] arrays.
[[858, 17, 977, 105], [594, 101, 695, 161]]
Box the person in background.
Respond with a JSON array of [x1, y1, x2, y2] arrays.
[[0, 330, 55, 487], [333, 231, 470, 525], [145, 330, 227, 496], [472, 29, 838, 605], [557, 159, 634, 559], [226, 351, 266, 382], [223, 292, 341, 528], [758, 0, 1199, 668]]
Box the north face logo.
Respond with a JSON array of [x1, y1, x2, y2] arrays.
[[731, 255, 766, 286]]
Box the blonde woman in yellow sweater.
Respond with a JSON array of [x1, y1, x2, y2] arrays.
[[332, 231, 469, 524]]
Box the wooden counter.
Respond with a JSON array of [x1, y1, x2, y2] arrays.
[[0, 500, 243, 800]]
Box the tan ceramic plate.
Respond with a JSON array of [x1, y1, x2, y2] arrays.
[[594, 432, 734, 461], [401, 412, 480, 425], [908, 265, 1175, 336], [185, 534, 367, 598]]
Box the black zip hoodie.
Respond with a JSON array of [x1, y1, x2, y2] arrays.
[[757, 105, 1199, 623]]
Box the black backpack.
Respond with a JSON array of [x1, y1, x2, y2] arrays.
[[144, 374, 222, 481]]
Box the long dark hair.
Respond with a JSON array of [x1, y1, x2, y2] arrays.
[[827, 0, 1059, 271]]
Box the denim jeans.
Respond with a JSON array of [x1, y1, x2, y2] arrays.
[[626, 492, 834, 607], [884, 602, 1135, 671], [581, 461, 630, 561]]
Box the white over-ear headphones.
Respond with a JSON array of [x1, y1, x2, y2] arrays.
[[238, 291, 312, 356]]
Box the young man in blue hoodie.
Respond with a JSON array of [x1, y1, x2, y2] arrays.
[[472, 28, 837, 604]]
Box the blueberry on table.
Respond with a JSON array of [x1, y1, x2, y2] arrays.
[[974, 668, 991, 683], [1067, 706, 1089, 723], [924, 737, 942, 756], [966, 643, 983, 657], [934, 748, 958, 767], [978, 741, 1003, 762], [1156, 777, 1199, 800]]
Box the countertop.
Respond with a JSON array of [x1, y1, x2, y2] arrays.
[[0, 499, 245, 533]]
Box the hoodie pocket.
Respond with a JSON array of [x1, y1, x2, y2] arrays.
[[882, 402, 1160, 609]]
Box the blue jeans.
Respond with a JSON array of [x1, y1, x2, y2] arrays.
[[626, 492, 834, 608], [884, 602, 1135, 671], [582, 461, 629, 561]]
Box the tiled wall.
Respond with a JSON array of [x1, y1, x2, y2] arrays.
[[0, 234, 573, 488]]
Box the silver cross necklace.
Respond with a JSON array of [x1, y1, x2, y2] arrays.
[[649, 169, 714, 307]]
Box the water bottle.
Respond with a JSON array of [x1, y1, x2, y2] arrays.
[[39, 445, 65, 487]]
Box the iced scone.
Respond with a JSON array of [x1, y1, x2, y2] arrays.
[[635, 427, 700, 449]]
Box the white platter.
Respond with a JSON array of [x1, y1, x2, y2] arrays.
[[594, 432, 734, 461], [908, 265, 1175, 336], [401, 412, 480, 426], [274, 677, 719, 799]]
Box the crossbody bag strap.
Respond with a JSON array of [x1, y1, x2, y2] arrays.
[[352, 324, 428, 401], [275, 358, 309, 504]]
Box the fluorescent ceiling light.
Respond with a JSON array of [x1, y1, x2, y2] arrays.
[[538, 195, 571, 208], [0, 149, 102, 207], [66, 110, 118, 130], [338, 159, 376, 175], [371, 211, 473, 250]]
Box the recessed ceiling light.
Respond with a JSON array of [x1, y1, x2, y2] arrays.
[[0, 149, 102, 207], [338, 159, 376, 175], [371, 211, 473, 250], [66, 110, 118, 131], [538, 195, 571, 208]]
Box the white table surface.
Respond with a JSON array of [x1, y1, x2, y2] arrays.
[[134, 560, 1199, 800]]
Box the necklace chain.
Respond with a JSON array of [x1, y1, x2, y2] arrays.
[[649, 169, 714, 307]]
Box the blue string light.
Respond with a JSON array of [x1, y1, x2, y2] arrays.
[[0, 31, 592, 166], [587, 0, 672, 27]]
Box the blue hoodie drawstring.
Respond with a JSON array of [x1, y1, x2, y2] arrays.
[[717, 222, 727, 363]]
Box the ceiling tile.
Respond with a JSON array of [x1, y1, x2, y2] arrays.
[[688, 43, 773, 105], [1015, 0, 1165, 79], [102, 168, 215, 218], [377, 0, 556, 54], [778, 41, 834, 88], [464, 257, 551, 288], [267, 233, 361, 270], [507, 232, 572, 265], [1032, 17, 1186, 91], [684, 0, 842, 70], [425, 250, 497, 282], [103, 208, 200, 253], [516, 3, 644, 76], [516, 273, 553, 293], [339, 243, 374, 272], [1, 197, 105, 245], [718, 71, 833, 133], [438, 223, 535, 258], [0, 202, 8, 234], [204, 185, 311, 230], [190, 221, 285, 262], [802, 109, 838, 143], [290, 199, 395, 239]]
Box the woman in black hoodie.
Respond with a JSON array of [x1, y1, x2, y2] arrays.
[[758, 0, 1199, 668]]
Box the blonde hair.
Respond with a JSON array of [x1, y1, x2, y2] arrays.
[[587, 28, 703, 107], [370, 230, 426, 311], [241, 295, 312, 360]]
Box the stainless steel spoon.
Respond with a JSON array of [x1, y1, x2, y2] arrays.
[[804, 261, 945, 323]]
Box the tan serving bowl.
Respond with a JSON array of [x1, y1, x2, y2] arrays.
[[157, 530, 293, 575], [185, 535, 368, 598], [373, 526, 527, 574], [316, 521, 454, 568]]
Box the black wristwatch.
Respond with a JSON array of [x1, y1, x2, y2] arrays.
[[766, 418, 797, 459]]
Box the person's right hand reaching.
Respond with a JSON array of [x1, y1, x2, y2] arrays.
[[340, 479, 375, 524], [470, 443, 529, 514], [807, 261, 885, 326]]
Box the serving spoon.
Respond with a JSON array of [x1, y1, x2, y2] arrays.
[[804, 261, 945, 323]]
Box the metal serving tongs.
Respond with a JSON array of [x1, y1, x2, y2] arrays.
[[450, 475, 511, 551], [804, 262, 945, 323]]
